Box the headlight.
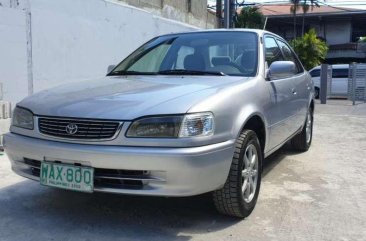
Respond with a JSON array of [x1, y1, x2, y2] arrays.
[[126, 112, 214, 138], [12, 107, 34, 130], [126, 116, 184, 138]]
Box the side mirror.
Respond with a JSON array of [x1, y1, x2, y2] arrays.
[[267, 61, 296, 80], [107, 65, 116, 74]]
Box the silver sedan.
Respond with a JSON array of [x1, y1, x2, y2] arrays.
[[4, 29, 314, 218]]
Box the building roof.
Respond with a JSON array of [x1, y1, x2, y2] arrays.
[[251, 4, 364, 18]]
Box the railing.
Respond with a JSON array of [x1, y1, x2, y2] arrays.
[[348, 63, 366, 105]]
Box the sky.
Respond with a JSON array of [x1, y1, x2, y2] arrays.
[[207, 0, 366, 10]]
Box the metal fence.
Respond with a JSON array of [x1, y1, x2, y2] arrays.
[[348, 63, 366, 104]]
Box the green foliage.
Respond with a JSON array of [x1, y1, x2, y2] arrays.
[[290, 29, 328, 70], [235, 7, 264, 29], [359, 37, 366, 42], [290, 0, 319, 13], [290, 0, 301, 14]]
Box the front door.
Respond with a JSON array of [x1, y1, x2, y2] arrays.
[[266, 78, 297, 150], [277, 39, 309, 130], [263, 36, 296, 150]]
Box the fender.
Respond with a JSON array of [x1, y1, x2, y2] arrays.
[[233, 106, 269, 154]]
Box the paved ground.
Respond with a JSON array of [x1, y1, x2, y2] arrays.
[[0, 100, 366, 241]]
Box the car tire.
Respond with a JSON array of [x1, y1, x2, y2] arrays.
[[314, 87, 320, 99], [292, 108, 313, 152], [213, 130, 262, 218]]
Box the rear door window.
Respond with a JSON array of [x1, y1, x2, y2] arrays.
[[332, 69, 349, 78]]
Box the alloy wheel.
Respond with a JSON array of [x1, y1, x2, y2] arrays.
[[306, 112, 312, 144], [242, 144, 259, 203]]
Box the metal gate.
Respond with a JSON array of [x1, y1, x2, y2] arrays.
[[319, 64, 332, 104], [348, 63, 366, 104]]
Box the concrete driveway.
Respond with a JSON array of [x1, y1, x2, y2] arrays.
[[1, 100, 365, 241]]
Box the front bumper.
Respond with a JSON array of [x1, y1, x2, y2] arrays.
[[4, 133, 235, 197]]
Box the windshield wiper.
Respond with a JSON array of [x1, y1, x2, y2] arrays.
[[109, 69, 227, 76], [158, 69, 226, 76], [108, 70, 157, 76]]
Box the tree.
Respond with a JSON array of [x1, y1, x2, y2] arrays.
[[301, 3, 310, 36], [235, 7, 265, 29], [290, 29, 328, 70], [290, 0, 320, 38], [290, 0, 301, 39], [300, 0, 320, 36]]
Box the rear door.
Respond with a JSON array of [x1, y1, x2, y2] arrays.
[[331, 68, 349, 96]]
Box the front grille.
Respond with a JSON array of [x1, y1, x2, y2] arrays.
[[94, 168, 150, 189], [21, 158, 162, 190], [24, 158, 41, 176], [38, 117, 121, 140]]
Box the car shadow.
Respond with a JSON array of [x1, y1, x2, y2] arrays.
[[0, 146, 292, 241], [0, 181, 236, 240], [262, 142, 295, 178]]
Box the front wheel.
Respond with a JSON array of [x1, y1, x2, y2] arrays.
[[213, 130, 262, 218]]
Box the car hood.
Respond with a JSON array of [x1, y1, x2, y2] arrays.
[[19, 75, 247, 120]]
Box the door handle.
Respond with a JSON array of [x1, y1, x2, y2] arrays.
[[292, 88, 297, 95]]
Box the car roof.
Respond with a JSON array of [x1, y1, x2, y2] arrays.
[[310, 64, 349, 71], [156, 28, 283, 40]]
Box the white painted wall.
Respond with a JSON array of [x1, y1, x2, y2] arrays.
[[0, 0, 198, 105], [0, 6, 28, 104]]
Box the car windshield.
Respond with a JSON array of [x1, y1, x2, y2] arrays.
[[109, 31, 258, 77]]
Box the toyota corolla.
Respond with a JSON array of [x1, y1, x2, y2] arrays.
[[4, 29, 314, 218]]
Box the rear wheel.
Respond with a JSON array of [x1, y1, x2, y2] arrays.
[[213, 130, 262, 218], [314, 87, 320, 99], [292, 108, 313, 152]]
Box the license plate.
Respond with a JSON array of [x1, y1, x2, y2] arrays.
[[40, 162, 94, 193]]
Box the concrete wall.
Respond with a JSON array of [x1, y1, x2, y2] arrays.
[[117, 0, 218, 29], [0, 0, 199, 105]]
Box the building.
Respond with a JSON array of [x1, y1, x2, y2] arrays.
[[259, 4, 366, 64]]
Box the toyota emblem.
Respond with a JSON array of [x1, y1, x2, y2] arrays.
[[65, 123, 78, 135]]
